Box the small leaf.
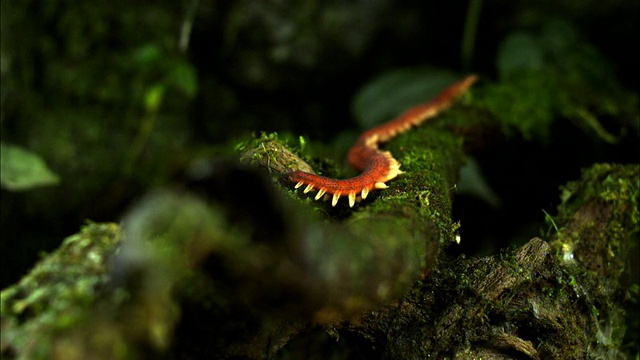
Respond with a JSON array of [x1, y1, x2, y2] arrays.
[[1, 142, 60, 191], [132, 44, 162, 66], [144, 84, 165, 113], [170, 62, 198, 98], [566, 107, 618, 144]]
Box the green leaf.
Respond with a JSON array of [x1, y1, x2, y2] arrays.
[[1, 142, 60, 191], [457, 157, 501, 208], [352, 67, 460, 129], [132, 44, 162, 66], [169, 62, 198, 98], [144, 84, 165, 113]]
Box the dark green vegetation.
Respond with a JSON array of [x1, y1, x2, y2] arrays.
[[2, 1, 638, 359]]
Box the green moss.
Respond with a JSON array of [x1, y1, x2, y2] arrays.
[[237, 132, 316, 176], [475, 19, 637, 143], [383, 114, 466, 246], [544, 163, 639, 356], [477, 70, 556, 140], [1, 223, 122, 358], [549, 164, 639, 276]]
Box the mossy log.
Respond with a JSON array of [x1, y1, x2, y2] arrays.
[[1, 127, 637, 359]]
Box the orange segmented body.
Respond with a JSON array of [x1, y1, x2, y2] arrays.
[[289, 75, 477, 207]]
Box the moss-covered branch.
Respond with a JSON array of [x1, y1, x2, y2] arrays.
[[3, 163, 637, 359], [348, 164, 637, 358]]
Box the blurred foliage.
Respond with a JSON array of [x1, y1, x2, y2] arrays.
[[1, 0, 201, 288], [479, 19, 637, 142], [1, 0, 197, 217], [217, 0, 382, 89], [2, 2, 197, 108]]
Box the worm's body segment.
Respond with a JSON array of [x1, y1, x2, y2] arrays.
[[289, 75, 477, 207]]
